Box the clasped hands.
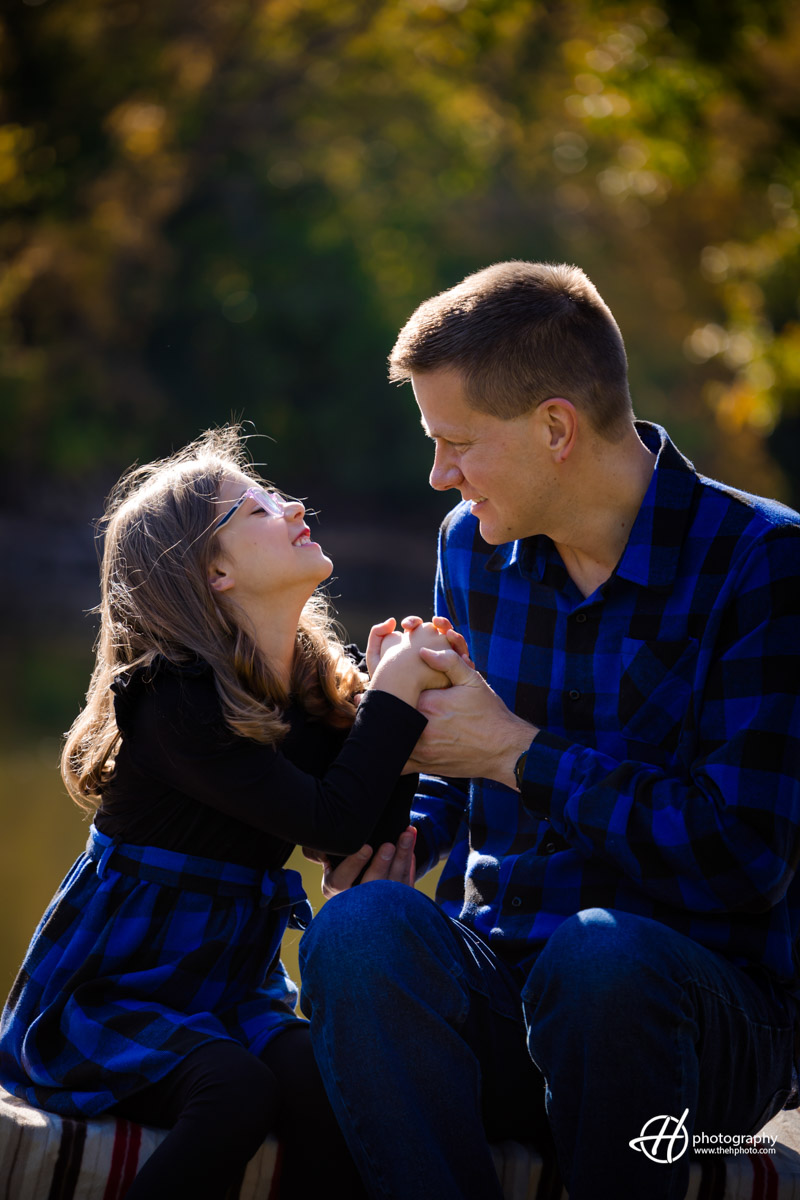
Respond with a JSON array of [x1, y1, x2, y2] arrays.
[[303, 615, 538, 898]]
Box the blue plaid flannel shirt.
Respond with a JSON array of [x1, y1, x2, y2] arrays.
[[412, 422, 800, 992]]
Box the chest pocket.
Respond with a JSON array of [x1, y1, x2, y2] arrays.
[[618, 637, 698, 756]]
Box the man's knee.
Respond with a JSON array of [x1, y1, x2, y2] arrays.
[[301, 881, 436, 979], [299, 881, 465, 1017], [524, 908, 664, 1009]]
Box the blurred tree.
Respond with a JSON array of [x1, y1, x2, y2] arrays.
[[1, 0, 799, 513]]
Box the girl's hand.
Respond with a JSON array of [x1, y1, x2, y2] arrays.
[[366, 617, 403, 677], [369, 620, 452, 705], [402, 614, 474, 669]]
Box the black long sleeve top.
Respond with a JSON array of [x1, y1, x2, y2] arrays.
[[95, 657, 427, 871]]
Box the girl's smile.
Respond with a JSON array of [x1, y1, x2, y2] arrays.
[[292, 525, 315, 547], [210, 476, 334, 612]]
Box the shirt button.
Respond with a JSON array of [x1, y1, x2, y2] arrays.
[[575, 612, 587, 623], [568, 689, 581, 701], [511, 896, 523, 908], [542, 841, 559, 855]]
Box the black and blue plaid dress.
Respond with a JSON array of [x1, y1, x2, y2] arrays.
[[0, 657, 425, 1118], [0, 825, 310, 1117]]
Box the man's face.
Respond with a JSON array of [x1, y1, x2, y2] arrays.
[[412, 367, 556, 545]]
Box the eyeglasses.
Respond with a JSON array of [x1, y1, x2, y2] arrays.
[[216, 486, 285, 529]]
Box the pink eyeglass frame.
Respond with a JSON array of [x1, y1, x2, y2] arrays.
[[216, 486, 284, 528]]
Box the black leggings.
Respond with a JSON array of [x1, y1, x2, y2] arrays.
[[113, 1026, 366, 1199]]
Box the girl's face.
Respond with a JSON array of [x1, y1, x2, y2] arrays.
[[208, 475, 333, 605]]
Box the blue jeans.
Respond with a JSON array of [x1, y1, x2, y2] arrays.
[[299, 883, 796, 1200]]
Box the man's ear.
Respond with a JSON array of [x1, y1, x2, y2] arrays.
[[538, 398, 577, 463], [208, 561, 235, 594]]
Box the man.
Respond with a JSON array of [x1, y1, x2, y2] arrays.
[[300, 262, 800, 1199]]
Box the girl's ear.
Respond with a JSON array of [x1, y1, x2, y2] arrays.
[[208, 561, 235, 594]]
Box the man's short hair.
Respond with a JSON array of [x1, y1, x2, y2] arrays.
[[389, 261, 633, 438]]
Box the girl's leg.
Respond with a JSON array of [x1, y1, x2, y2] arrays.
[[260, 1024, 368, 1198], [114, 1040, 278, 1200]]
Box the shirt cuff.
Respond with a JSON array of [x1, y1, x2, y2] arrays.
[[519, 729, 576, 819], [355, 687, 428, 745], [408, 812, 437, 878]]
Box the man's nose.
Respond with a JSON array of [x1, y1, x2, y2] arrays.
[[430, 448, 463, 492]]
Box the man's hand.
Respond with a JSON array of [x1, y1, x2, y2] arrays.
[[303, 827, 417, 900], [409, 646, 538, 788]]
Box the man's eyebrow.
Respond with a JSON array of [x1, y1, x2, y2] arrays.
[[419, 420, 463, 442]]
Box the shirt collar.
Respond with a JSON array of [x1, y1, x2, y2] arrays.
[[486, 422, 699, 591], [486, 534, 548, 580]]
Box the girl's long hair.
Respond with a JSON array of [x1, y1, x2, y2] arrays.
[[62, 426, 363, 811]]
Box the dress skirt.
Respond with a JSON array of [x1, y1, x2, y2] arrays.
[[0, 825, 311, 1117]]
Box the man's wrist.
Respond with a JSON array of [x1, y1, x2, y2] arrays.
[[490, 718, 538, 789]]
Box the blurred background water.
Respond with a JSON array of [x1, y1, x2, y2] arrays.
[[2, 0, 800, 999]]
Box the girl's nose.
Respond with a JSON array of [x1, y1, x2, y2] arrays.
[[283, 498, 305, 520]]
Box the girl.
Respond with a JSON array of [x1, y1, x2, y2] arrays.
[[0, 426, 455, 1198]]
